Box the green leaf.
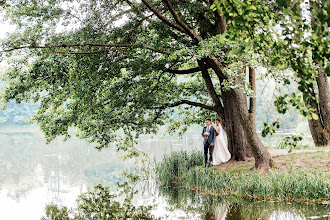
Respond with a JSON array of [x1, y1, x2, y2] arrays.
[[283, 9, 290, 15], [248, 5, 257, 11], [228, 49, 237, 57], [210, 4, 216, 10], [311, 113, 319, 120]]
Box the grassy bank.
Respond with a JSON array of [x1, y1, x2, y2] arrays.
[[156, 150, 329, 204]]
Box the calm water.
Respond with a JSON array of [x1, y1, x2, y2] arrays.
[[0, 127, 328, 219]]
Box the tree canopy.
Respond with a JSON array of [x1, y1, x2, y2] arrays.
[[0, 0, 328, 158]]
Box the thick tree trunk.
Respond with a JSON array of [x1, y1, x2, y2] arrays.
[[222, 90, 252, 161], [315, 65, 330, 144], [233, 88, 272, 170], [305, 74, 329, 146], [199, 60, 251, 160], [203, 4, 254, 162], [308, 118, 329, 146], [316, 67, 330, 131]]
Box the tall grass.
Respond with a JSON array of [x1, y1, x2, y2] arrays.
[[156, 150, 329, 204], [156, 150, 204, 186]]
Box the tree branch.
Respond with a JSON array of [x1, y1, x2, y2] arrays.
[[248, 67, 256, 118], [166, 67, 201, 74], [141, 0, 188, 35], [53, 48, 129, 54], [124, 0, 191, 46], [0, 43, 173, 55], [131, 99, 215, 126], [206, 56, 227, 80], [198, 59, 224, 115], [154, 99, 216, 111], [162, 0, 203, 42], [123, 0, 134, 7]]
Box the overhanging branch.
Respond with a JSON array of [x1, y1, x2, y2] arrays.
[[131, 101, 216, 127], [127, 99, 215, 127], [210, 0, 227, 34], [141, 0, 188, 35], [154, 99, 216, 111], [53, 48, 129, 54], [166, 67, 201, 74], [0, 43, 173, 55], [162, 0, 203, 42]]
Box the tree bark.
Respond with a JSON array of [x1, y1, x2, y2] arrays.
[[233, 88, 272, 170], [316, 65, 330, 140], [222, 90, 252, 161], [305, 75, 329, 146], [307, 117, 329, 146], [248, 67, 256, 118]]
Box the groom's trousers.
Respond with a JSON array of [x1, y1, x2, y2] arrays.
[[204, 142, 214, 163]]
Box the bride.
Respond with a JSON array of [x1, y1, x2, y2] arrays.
[[212, 118, 231, 165]]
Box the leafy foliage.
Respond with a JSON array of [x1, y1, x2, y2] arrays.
[[0, 0, 327, 151], [42, 174, 155, 220], [211, 0, 329, 118], [0, 1, 211, 150], [261, 120, 280, 138], [279, 134, 304, 151]]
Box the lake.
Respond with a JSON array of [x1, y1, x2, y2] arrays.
[[0, 127, 328, 219]]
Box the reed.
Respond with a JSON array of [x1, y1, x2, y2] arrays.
[[156, 150, 204, 186], [156, 150, 330, 204]]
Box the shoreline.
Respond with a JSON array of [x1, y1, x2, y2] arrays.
[[156, 150, 330, 205]]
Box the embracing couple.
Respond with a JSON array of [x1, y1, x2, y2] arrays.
[[202, 118, 231, 167]]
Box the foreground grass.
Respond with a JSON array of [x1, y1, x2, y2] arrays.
[[156, 150, 329, 204]]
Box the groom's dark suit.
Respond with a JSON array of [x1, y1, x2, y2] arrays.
[[202, 125, 216, 164]]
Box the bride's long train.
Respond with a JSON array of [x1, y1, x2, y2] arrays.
[[212, 126, 231, 165]]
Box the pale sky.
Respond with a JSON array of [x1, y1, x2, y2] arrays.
[[0, 16, 15, 40]]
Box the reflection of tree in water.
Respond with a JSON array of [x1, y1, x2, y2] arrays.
[[159, 187, 329, 220], [0, 132, 40, 201], [0, 128, 201, 207], [0, 131, 138, 203]]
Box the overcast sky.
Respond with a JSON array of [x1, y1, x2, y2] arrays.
[[0, 16, 14, 40]]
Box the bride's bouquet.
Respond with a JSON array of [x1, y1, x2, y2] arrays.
[[203, 131, 209, 139]]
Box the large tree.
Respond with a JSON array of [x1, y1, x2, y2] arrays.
[[267, 0, 329, 146], [0, 0, 304, 169], [291, 0, 329, 146]]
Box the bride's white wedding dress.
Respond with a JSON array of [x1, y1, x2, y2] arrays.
[[212, 125, 231, 165], [214, 202, 230, 220]]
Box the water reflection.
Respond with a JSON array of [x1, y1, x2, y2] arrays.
[[0, 128, 328, 220], [0, 127, 201, 219], [159, 187, 329, 220]]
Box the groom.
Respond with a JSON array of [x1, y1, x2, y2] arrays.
[[202, 118, 216, 167]]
